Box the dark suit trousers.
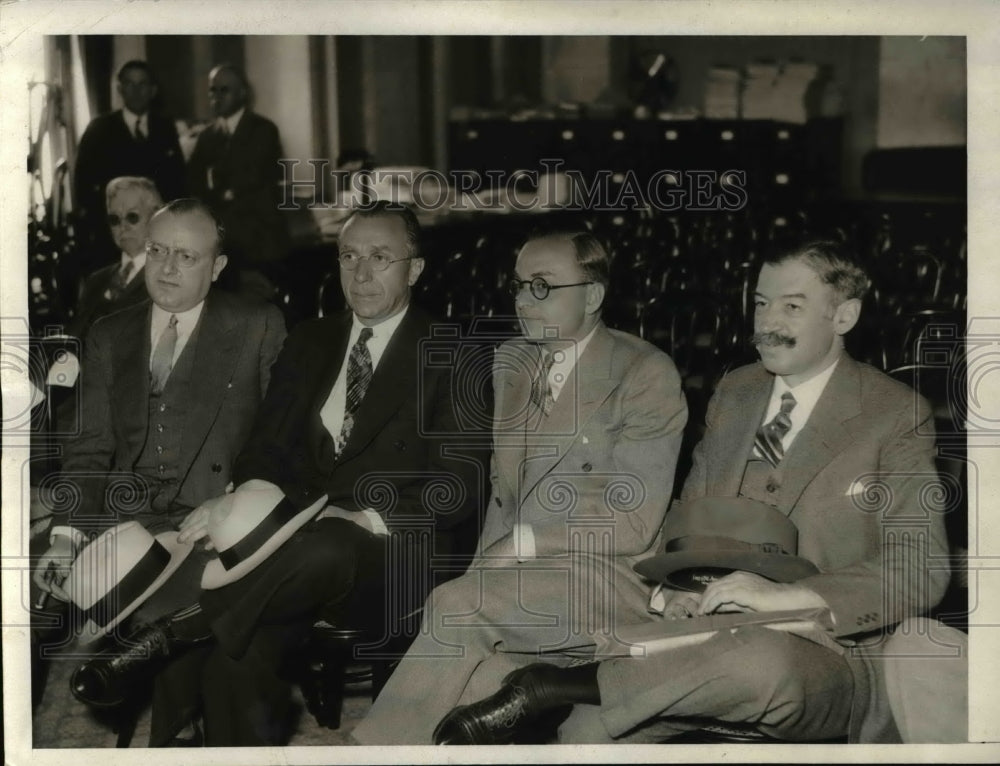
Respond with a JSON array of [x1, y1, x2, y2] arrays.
[[196, 517, 388, 746]]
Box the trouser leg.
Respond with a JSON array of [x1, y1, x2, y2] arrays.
[[560, 627, 854, 743]]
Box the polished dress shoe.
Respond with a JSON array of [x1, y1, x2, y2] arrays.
[[70, 617, 207, 707], [433, 663, 570, 745]]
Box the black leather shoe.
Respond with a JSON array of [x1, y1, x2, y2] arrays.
[[70, 617, 204, 707], [433, 663, 569, 745]]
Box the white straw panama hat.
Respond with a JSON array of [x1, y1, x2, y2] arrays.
[[200, 482, 327, 590], [64, 521, 193, 645]]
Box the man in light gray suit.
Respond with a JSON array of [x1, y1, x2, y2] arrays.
[[353, 229, 688, 745]]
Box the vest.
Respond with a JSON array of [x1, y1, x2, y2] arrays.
[[134, 321, 201, 513], [738, 456, 784, 507]]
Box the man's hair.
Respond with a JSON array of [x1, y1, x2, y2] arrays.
[[153, 198, 226, 256], [343, 202, 422, 259], [116, 60, 155, 84], [105, 176, 163, 210], [209, 62, 249, 90], [522, 229, 611, 290], [764, 239, 871, 303]]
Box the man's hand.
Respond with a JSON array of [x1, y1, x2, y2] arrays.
[[698, 571, 829, 615], [33, 537, 75, 602], [178, 493, 230, 548], [663, 591, 702, 620]]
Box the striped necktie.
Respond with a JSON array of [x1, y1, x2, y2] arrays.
[[337, 327, 374, 454], [529, 350, 556, 417], [754, 392, 796, 467], [150, 314, 179, 395]]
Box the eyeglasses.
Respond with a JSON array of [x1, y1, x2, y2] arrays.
[[507, 276, 594, 301], [145, 242, 208, 269], [338, 252, 416, 272], [107, 212, 143, 227]]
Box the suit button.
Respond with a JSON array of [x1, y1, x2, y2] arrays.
[[581, 462, 592, 472], [212, 463, 222, 473], [157, 464, 166, 473], [158, 403, 166, 412], [394, 440, 405, 450], [766, 481, 778, 493], [156, 446, 163, 454], [156, 424, 164, 433]]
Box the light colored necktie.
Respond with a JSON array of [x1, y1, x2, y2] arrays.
[[336, 327, 374, 454], [754, 392, 797, 467], [150, 314, 179, 395]]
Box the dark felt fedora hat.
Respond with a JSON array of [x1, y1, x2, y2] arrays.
[[633, 496, 819, 592]]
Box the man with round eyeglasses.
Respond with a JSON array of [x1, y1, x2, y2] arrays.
[[354, 229, 688, 744]]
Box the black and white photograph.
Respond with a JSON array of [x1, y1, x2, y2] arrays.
[[2, 1, 998, 763]]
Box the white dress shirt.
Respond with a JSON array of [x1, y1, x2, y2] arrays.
[[221, 107, 245, 136], [316, 306, 409, 536], [122, 106, 146, 140], [150, 301, 205, 369], [120, 251, 146, 285], [760, 356, 841, 453]]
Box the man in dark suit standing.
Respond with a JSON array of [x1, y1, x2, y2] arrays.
[[428, 240, 952, 745], [64, 176, 160, 340], [73, 60, 186, 273], [69, 203, 486, 746], [187, 63, 289, 299], [33, 198, 286, 743]]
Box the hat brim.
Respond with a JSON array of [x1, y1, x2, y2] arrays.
[[633, 550, 819, 590], [77, 531, 194, 645], [200, 500, 324, 590]]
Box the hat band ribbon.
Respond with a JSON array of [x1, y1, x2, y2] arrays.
[[83, 539, 171, 627], [218, 496, 299, 571], [665, 535, 791, 556]]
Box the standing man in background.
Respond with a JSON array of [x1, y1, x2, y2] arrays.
[[187, 63, 289, 301], [73, 60, 186, 274]]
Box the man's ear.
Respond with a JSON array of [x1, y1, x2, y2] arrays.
[[585, 282, 606, 315], [833, 298, 861, 336], [407, 257, 425, 286], [211, 254, 229, 282]]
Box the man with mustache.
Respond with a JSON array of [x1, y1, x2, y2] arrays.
[[353, 228, 688, 744], [427, 239, 951, 744]]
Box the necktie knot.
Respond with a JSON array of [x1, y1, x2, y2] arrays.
[[754, 391, 797, 467]]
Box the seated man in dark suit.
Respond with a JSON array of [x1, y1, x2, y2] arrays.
[[187, 63, 289, 300], [73, 60, 186, 273], [32, 198, 286, 744], [65, 176, 161, 340], [429, 239, 952, 745], [68, 202, 487, 746]]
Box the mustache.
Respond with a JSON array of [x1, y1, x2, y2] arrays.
[[752, 331, 796, 348]]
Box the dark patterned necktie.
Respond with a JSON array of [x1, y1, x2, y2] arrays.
[[529, 350, 556, 417], [337, 327, 374, 453], [150, 314, 178, 395], [134, 117, 146, 142], [754, 392, 796, 467]]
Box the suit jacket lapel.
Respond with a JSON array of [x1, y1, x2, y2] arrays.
[[177, 293, 244, 475], [707, 364, 771, 495], [774, 356, 862, 514], [520, 324, 620, 502], [311, 312, 352, 470], [113, 302, 153, 464], [335, 308, 415, 465]]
